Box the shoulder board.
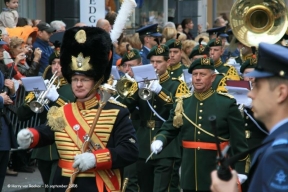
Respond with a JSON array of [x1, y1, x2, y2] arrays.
[[272, 133, 288, 147], [108, 99, 127, 108], [217, 92, 234, 99]]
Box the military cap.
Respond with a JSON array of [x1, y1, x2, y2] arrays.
[[206, 26, 226, 36], [207, 37, 222, 47], [121, 45, 141, 64], [136, 23, 162, 37], [61, 26, 112, 84], [189, 38, 209, 59], [245, 43, 288, 78], [165, 36, 182, 49], [147, 43, 169, 59], [188, 57, 214, 73], [240, 47, 257, 73]]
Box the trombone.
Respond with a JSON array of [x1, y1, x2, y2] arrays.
[[29, 71, 60, 113]]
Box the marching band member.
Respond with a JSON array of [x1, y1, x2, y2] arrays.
[[151, 57, 249, 192], [17, 26, 138, 192]]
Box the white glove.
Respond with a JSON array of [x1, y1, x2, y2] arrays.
[[44, 79, 49, 86], [237, 174, 248, 184], [73, 152, 96, 172], [44, 85, 59, 102], [17, 129, 33, 149], [150, 140, 163, 154], [149, 80, 162, 94], [243, 98, 252, 109], [226, 58, 237, 65]]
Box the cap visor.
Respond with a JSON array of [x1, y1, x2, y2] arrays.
[[244, 70, 274, 78], [151, 32, 162, 37], [0, 41, 7, 45]]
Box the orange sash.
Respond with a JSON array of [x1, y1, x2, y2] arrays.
[[62, 103, 121, 192]]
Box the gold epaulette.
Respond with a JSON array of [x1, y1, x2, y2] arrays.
[[24, 92, 35, 103], [128, 81, 138, 97], [108, 99, 127, 108], [177, 93, 192, 99], [47, 106, 66, 131], [217, 92, 234, 99]]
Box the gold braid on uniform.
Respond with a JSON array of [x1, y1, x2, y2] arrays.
[[173, 97, 184, 128], [127, 81, 138, 97], [47, 106, 66, 131], [214, 59, 222, 68], [223, 64, 240, 80], [217, 75, 228, 93], [173, 78, 190, 97], [24, 92, 35, 105], [194, 88, 214, 101]]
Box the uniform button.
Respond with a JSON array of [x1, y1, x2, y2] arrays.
[[198, 131, 201, 134], [199, 110, 203, 113], [245, 123, 248, 126], [197, 147, 200, 150], [246, 116, 249, 119], [199, 116, 202, 120], [153, 113, 156, 116], [154, 105, 156, 108], [197, 139, 200, 141], [82, 112, 86, 115], [171, 72, 174, 75], [200, 103, 203, 106], [198, 124, 201, 127]]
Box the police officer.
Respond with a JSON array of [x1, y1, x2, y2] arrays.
[[210, 42, 288, 192], [136, 24, 162, 65], [121, 43, 189, 192], [151, 57, 249, 192]]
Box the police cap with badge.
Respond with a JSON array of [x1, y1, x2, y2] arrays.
[[136, 23, 162, 37], [245, 42, 288, 78]]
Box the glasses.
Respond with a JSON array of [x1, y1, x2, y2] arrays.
[[122, 64, 134, 68], [71, 78, 92, 83]]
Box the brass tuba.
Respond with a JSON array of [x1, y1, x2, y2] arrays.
[[230, 0, 288, 47], [29, 71, 60, 113]]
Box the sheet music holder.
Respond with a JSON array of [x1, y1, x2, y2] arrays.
[[111, 66, 121, 80], [225, 80, 251, 105], [131, 64, 158, 82], [21, 76, 47, 92]]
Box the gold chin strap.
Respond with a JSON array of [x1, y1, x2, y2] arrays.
[[85, 76, 104, 98]]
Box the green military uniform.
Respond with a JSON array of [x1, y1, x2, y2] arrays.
[[121, 44, 190, 192], [166, 38, 188, 79], [155, 58, 249, 191], [17, 59, 74, 192], [208, 38, 241, 80], [116, 48, 142, 192]]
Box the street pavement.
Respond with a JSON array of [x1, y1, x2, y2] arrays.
[[2, 167, 44, 192]]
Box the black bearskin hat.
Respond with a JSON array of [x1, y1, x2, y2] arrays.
[[60, 26, 112, 84]]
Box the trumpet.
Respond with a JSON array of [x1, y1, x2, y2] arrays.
[[29, 71, 60, 113], [138, 78, 154, 101]]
